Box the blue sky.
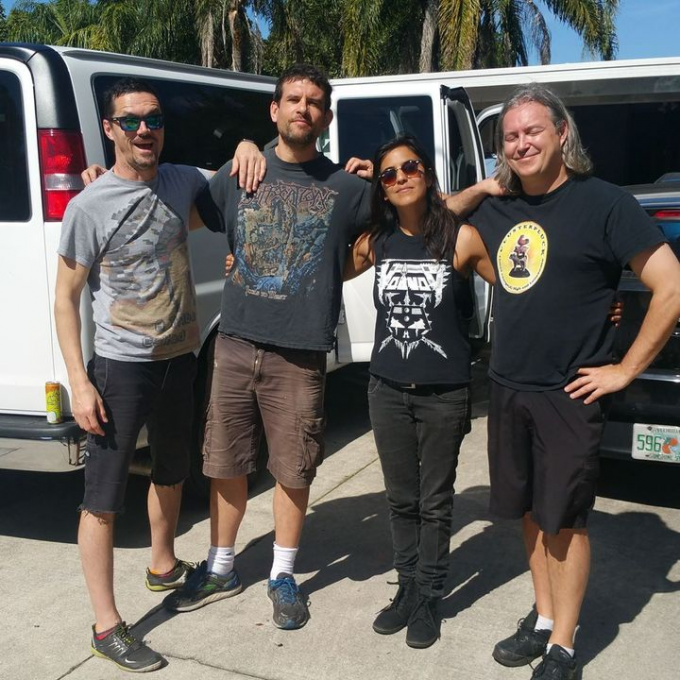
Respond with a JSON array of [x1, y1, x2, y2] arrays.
[[3, 0, 679, 65]]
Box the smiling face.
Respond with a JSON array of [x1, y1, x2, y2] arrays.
[[501, 101, 569, 195], [103, 91, 164, 181], [270, 78, 332, 155]]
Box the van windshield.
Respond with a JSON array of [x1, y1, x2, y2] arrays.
[[0, 72, 30, 221]]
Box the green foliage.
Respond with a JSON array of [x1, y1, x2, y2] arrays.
[[1, 0, 620, 76]]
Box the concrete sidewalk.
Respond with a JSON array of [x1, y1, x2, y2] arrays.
[[2, 416, 680, 680]]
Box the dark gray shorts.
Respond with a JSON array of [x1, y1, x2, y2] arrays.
[[80, 352, 196, 514], [202, 334, 326, 488], [487, 379, 605, 534]]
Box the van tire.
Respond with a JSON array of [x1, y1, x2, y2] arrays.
[[188, 333, 268, 500]]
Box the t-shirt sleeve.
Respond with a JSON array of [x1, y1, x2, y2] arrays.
[[57, 202, 100, 269], [349, 179, 372, 239], [605, 191, 667, 266], [195, 161, 234, 234]]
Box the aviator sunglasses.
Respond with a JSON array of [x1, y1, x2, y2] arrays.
[[379, 158, 425, 187], [109, 114, 165, 132]]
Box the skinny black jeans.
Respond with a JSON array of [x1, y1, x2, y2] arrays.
[[368, 375, 470, 598]]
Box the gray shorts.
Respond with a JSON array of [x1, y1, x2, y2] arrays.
[[202, 334, 326, 488]]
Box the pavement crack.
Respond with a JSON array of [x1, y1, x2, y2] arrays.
[[162, 652, 271, 678]]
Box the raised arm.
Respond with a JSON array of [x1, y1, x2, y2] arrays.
[[446, 177, 506, 219], [565, 243, 680, 403], [344, 232, 375, 281], [54, 256, 108, 435]]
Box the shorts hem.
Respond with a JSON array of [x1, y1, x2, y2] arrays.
[[203, 462, 255, 480], [149, 475, 188, 488], [77, 504, 125, 516], [267, 460, 316, 489]]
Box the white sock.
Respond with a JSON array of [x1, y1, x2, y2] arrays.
[[207, 545, 234, 576], [546, 643, 575, 657], [270, 543, 298, 579], [535, 614, 554, 632]]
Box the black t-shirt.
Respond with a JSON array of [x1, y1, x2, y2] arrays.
[[369, 228, 471, 385], [197, 149, 371, 351], [468, 176, 666, 390]]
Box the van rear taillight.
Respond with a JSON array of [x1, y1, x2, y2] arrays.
[[38, 130, 86, 221]]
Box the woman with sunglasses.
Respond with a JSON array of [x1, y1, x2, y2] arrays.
[[344, 135, 497, 649]]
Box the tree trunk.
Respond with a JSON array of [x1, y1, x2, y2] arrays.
[[228, 1, 242, 72], [198, 9, 215, 68], [419, 0, 438, 72]]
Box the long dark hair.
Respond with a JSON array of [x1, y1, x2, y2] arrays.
[[369, 135, 460, 261]]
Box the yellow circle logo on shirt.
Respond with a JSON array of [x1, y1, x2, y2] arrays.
[[497, 222, 548, 294]]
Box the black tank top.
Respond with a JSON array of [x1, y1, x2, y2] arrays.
[[369, 228, 471, 385]]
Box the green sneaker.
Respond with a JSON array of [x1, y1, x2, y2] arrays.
[[163, 561, 242, 612], [145, 559, 197, 592], [91, 621, 164, 673]]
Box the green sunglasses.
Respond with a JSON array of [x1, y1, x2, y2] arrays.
[[109, 114, 165, 132]]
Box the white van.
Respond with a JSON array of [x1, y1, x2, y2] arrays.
[[0, 44, 276, 482], [0, 44, 489, 489]]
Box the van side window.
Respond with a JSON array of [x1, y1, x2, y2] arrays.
[[93, 77, 274, 169], [0, 72, 30, 222], [336, 96, 435, 165]]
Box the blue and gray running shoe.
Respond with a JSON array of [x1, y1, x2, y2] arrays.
[[267, 573, 309, 630]]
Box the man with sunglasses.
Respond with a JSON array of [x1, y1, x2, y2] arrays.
[[54, 77, 212, 673], [164, 64, 372, 631]]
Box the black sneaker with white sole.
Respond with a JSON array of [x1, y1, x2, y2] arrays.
[[493, 606, 551, 667], [91, 622, 164, 673]]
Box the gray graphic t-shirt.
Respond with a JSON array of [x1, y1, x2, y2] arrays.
[[58, 164, 209, 361]]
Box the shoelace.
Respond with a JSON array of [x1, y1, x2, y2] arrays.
[[114, 623, 140, 649], [408, 598, 435, 627], [271, 578, 300, 605]]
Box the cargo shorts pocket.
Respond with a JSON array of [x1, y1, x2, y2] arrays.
[[298, 417, 326, 474]]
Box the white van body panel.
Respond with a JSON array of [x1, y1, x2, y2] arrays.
[[0, 58, 56, 415]]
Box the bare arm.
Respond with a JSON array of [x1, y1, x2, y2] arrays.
[[344, 232, 375, 281], [565, 243, 680, 403], [230, 140, 266, 193], [189, 204, 205, 231], [446, 177, 506, 219], [453, 224, 496, 284], [54, 256, 107, 435]]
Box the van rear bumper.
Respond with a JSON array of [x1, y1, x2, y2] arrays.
[[0, 414, 83, 443]]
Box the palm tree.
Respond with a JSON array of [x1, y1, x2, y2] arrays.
[[0, 2, 8, 42]]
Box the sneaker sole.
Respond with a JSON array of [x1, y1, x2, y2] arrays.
[[405, 635, 438, 649], [272, 614, 309, 630], [91, 647, 163, 673], [492, 647, 544, 667], [165, 582, 243, 612], [372, 621, 407, 635]]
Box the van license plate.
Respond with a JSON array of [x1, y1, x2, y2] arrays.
[[632, 424, 680, 463]]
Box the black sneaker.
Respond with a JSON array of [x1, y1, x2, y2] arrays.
[[405, 596, 440, 649], [163, 561, 242, 612], [91, 621, 164, 673], [267, 573, 309, 630], [531, 645, 579, 679], [493, 607, 551, 667], [372, 579, 417, 635], [145, 559, 196, 592]]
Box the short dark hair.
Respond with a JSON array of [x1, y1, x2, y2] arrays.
[[103, 78, 161, 119], [273, 64, 332, 111]]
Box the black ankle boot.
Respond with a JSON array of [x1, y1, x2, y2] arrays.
[[372, 579, 417, 635], [405, 595, 440, 648]]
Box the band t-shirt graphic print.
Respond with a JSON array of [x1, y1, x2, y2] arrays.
[[232, 180, 336, 299], [376, 259, 450, 359], [369, 229, 471, 386]]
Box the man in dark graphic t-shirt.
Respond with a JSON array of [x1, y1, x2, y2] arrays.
[[164, 65, 371, 630], [465, 84, 680, 679]]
